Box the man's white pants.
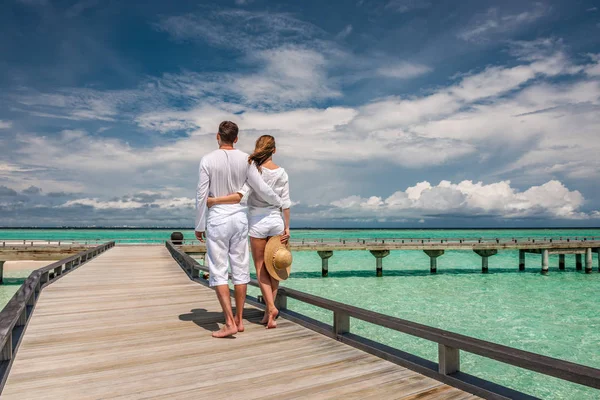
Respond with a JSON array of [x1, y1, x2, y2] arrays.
[[206, 211, 250, 287]]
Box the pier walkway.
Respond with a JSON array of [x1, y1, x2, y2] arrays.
[[1, 246, 476, 399]]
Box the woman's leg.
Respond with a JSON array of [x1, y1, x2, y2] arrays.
[[250, 237, 277, 326]]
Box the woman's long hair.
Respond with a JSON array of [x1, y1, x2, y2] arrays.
[[248, 135, 276, 171]]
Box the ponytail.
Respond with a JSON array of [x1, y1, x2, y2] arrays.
[[248, 135, 276, 172]]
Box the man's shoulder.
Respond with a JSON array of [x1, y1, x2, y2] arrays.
[[200, 149, 222, 164], [232, 149, 249, 158]]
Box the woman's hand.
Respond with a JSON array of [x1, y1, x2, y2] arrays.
[[206, 197, 216, 208], [281, 228, 290, 244]]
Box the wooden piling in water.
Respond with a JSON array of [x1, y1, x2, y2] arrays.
[[317, 251, 333, 277], [424, 250, 444, 273], [474, 249, 497, 273], [559, 254, 565, 270], [519, 250, 525, 271], [576, 254, 583, 270], [370, 250, 389, 277], [585, 248, 592, 274], [541, 249, 549, 274]]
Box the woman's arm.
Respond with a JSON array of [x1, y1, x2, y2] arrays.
[[280, 172, 291, 243], [281, 208, 291, 243], [207, 192, 243, 208]]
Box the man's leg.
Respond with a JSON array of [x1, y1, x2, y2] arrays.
[[206, 224, 238, 338], [233, 284, 247, 332], [213, 285, 237, 338], [229, 213, 250, 332]]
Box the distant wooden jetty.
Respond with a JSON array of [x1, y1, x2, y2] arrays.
[[0, 241, 94, 284], [179, 236, 600, 276], [1, 240, 599, 398]]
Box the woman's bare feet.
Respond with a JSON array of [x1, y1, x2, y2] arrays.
[[266, 308, 279, 329], [260, 313, 268, 325], [212, 323, 238, 338], [235, 317, 245, 332]]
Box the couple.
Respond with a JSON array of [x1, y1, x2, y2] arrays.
[[195, 121, 292, 338]]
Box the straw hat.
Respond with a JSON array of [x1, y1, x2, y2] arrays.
[[264, 235, 292, 281]]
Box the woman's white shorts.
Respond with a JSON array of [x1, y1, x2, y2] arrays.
[[248, 213, 284, 239]]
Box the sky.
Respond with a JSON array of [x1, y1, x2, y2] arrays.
[[1, 0, 600, 228]]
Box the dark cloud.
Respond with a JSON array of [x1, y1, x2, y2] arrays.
[[0, 186, 18, 196], [46, 191, 70, 197], [22, 185, 42, 195]]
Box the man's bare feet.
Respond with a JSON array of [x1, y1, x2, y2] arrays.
[[266, 308, 279, 329], [235, 317, 245, 332], [212, 323, 238, 338]]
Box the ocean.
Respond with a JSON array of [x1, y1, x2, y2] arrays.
[[1, 228, 599, 399]]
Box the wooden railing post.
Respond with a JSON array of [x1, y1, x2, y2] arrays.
[[274, 291, 287, 311], [334, 311, 350, 336], [1, 332, 12, 361], [439, 344, 460, 375], [16, 307, 27, 327]]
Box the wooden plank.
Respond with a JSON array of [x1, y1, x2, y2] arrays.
[[1, 246, 477, 400]]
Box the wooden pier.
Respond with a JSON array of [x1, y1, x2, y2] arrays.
[[0, 241, 95, 284], [1, 242, 599, 399], [0, 246, 476, 399], [179, 236, 600, 276]]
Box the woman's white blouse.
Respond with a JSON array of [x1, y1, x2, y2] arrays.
[[241, 167, 291, 216]]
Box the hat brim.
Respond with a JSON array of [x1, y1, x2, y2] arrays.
[[264, 235, 292, 281]]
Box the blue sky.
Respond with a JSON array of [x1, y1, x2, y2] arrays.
[[1, 0, 600, 227]]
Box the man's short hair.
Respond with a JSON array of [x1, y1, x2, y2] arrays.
[[218, 121, 239, 144]]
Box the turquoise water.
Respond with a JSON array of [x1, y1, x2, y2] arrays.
[[2, 228, 600, 398]]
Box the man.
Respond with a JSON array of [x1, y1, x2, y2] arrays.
[[195, 121, 282, 338]]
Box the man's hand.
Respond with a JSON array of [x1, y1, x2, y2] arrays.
[[280, 228, 290, 244], [195, 231, 206, 243], [207, 197, 216, 208]]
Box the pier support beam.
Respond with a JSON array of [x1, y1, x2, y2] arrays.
[[424, 250, 444, 274], [0, 261, 4, 285], [370, 250, 390, 277], [541, 249, 549, 274], [576, 254, 583, 271], [585, 248, 592, 274], [474, 249, 498, 273], [558, 254, 565, 270], [317, 251, 333, 277], [519, 250, 525, 271]]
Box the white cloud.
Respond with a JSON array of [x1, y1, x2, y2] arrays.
[[156, 9, 323, 52], [0, 120, 12, 129], [584, 53, 600, 76], [336, 25, 353, 40], [385, 0, 431, 13], [234, 46, 341, 106], [377, 62, 432, 79], [330, 179, 592, 220], [63, 196, 195, 210], [459, 4, 550, 43]]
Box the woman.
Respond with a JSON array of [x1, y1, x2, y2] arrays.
[[207, 135, 291, 329]]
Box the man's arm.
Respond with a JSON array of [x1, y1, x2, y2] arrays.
[[195, 160, 210, 239], [245, 163, 282, 207]]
